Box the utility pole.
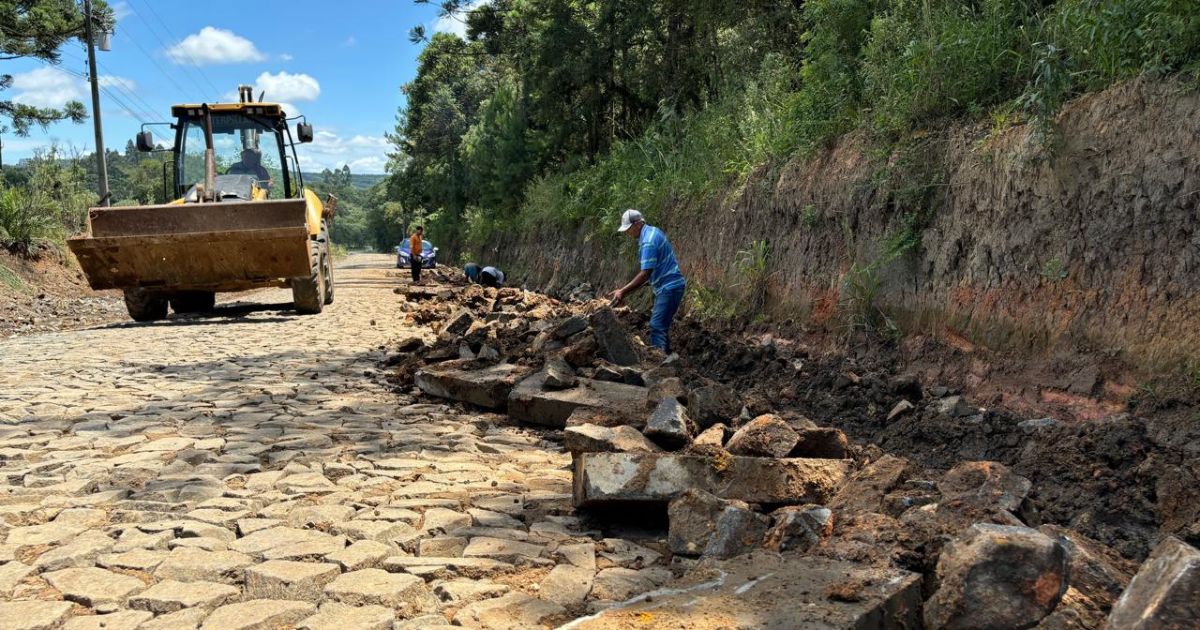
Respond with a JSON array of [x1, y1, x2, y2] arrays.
[[84, 0, 109, 206]]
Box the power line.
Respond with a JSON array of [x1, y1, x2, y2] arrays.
[[62, 48, 166, 125], [114, 28, 192, 97], [55, 62, 172, 146], [129, 0, 223, 98]]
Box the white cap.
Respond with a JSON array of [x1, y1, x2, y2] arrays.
[[618, 209, 643, 232]]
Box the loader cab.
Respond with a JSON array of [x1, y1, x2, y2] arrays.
[[163, 103, 310, 203]]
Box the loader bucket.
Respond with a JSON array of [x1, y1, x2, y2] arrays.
[[67, 198, 312, 292]]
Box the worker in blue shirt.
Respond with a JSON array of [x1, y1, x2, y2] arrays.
[[608, 209, 687, 353]]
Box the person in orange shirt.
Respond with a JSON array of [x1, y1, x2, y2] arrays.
[[409, 226, 424, 285]]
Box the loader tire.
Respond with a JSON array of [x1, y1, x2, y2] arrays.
[[292, 241, 324, 315], [124, 289, 168, 322], [322, 251, 334, 305], [170, 291, 216, 314]]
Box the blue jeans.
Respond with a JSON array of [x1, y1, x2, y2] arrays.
[[650, 285, 686, 353]]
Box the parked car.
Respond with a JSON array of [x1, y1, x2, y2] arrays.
[[396, 240, 438, 269]]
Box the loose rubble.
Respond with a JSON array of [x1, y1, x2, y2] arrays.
[[389, 272, 1200, 628]]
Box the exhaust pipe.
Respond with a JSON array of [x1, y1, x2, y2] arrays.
[[202, 103, 216, 202]]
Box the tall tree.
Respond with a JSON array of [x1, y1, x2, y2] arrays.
[[0, 0, 112, 136]]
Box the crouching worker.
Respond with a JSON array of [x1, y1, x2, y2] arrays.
[[464, 263, 505, 288], [608, 209, 686, 353]]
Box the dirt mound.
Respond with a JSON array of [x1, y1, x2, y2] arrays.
[[666, 318, 1200, 561], [0, 247, 123, 338]]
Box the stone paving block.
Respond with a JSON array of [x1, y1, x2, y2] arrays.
[[181, 521, 237, 542], [297, 602, 394, 630], [589, 307, 639, 366], [434, 578, 510, 604], [462, 536, 545, 562], [467, 508, 524, 530], [1107, 536, 1200, 629], [98, 548, 168, 571], [452, 592, 567, 630], [382, 556, 514, 579], [325, 539, 391, 571], [395, 615, 454, 630], [129, 579, 239, 613], [53, 507, 108, 528], [0, 561, 33, 597], [201, 599, 318, 630], [591, 567, 672, 601], [5, 522, 85, 548], [169, 536, 229, 552], [508, 374, 648, 428], [644, 398, 694, 450], [419, 536, 468, 557], [574, 552, 921, 629], [687, 383, 740, 429], [333, 519, 417, 545], [229, 527, 343, 558], [416, 363, 535, 409], [43, 566, 145, 609], [726, 414, 799, 458], [422, 507, 472, 533], [472, 495, 525, 516], [63, 611, 153, 630], [563, 424, 660, 454], [31, 530, 115, 571], [138, 608, 209, 630], [572, 452, 850, 506], [354, 506, 421, 525], [556, 543, 597, 570], [154, 547, 255, 583], [287, 505, 354, 528], [540, 564, 595, 606], [0, 600, 74, 630], [324, 568, 430, 609], [244, 560, 341, 600], [925, 524, 1067, 630]]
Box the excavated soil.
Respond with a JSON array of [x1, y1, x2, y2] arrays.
[[658, 314, 1200, 561], [0, 246, 124, 338]]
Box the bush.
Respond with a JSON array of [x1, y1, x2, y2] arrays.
[[0, 186, 62, 251], [489, 57, 802, 243], [861, 0, 1038, 138], [1048, 0, 1200, 89]]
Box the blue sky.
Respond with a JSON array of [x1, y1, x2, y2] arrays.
[[3, 0, 472, 173]]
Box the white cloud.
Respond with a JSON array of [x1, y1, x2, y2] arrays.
[[166, 27, 265, 65], [434, 0, 489, 38], [252, 71, 320, 102], [10, 68, 135, 112], [111, 1, 132, 20], [348, 156, 387, 172], [296, 130, 389, 174], [342, 36, 357, 47], [280, 53, 293, 61], [10, 67, 84, 108]]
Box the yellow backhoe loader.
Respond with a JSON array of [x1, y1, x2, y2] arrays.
[[67, 85, 337, 322]]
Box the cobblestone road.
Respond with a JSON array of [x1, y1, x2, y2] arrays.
[[0, 255, 669, 629]]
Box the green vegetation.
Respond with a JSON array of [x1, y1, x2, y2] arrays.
[[736, 239, 774, 312], [0, 263, 22, 291], [686, 284, 740, 322], [387, 0, 1200, 263], [300, 171, 384, 190]]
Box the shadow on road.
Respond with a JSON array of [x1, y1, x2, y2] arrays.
[[93, 301, 301, 329]]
